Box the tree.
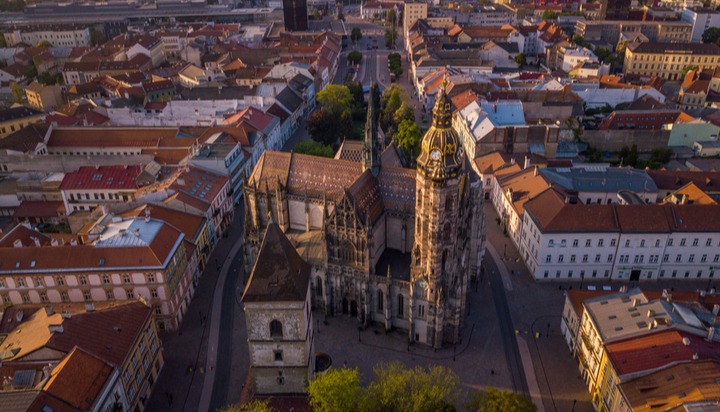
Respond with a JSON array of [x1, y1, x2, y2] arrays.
[[11, 82, 24, 101], [90, 29, 106, 46], [351, 27, 363, 42], [682, 65, 699, 78], [381, 83, 410, 107], [387, 9, 396, 26], [594, 47, 615, 64], [541, 10, 557, 19], [347, 50, 363, 65], [515, 53, 527, 68], [317, 84, 353, 116], [306, 109, 339, 146], [346, 81, 364, 106], [24, 66, 37, 79], [393, 102, 415, 125], [464, 387, 537, 412], [339, 109, 355, 140], [395, 119, 422, 161], [387, 89, 402, 113], [306, 367, 362, 412], [702, 27, 720, 44], [293, 139, 334, 157], [217, 400, 274, 412], [385, 27, 398, 45], [33, 40, 52, 48], [312, 8, 321, 19]]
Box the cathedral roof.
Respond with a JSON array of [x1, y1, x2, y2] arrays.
[[335, 139, 364, 163], [348, 169, 384, 224], [378, 167, 416, 213], [380, 143, 405, 168], [241, 223, 311, 303]]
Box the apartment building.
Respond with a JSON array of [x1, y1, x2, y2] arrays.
[[681, 6, 720, 43], [2, 24, 91, 47], [624, 42, 720, 80], [0, 107, 45, 138], [0, 300, 163, 412], [520, 187, 720, 282], [169, 166, 233, 239], [60, 165, 157, 213], [575, 21, 692, 46], [24, 81, 64, 112], [0, 217, 192, 331], [404, 2, 428, 31]]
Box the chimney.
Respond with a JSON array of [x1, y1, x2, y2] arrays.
[[706, 327, 715, 342], [493, 104, 497, 113], [13, 239, 22, 248], [647, 309, 655, 318], [15, 312, 23, 323], [693, 353, 699, 360], [42, 364, 52, 380], [33, 237, 40, 247], [534, 166, 539, 177], [48, 324, 63, 334], [51, 238, 59, 246], [682, 337, 691, 346], [70, 238, 77, 246], [632, 298, 638, 307], [84, 302, 95, 312], [44, 306, 54, 316], [61, 311, 71, 319], [524, 156, 530, 169], [713, 304, 719, 316], [134, 228, 140, 237], [620, 285, 628, 293]]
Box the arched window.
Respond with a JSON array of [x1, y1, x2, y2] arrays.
[[446, 195, 453, 211], [415, 246, 421, 266], [270, 320, 283, 338], [442, 250, 448, 273], [377, 290, 384, 312], [316, 277, 323, 297], [443, 222, 451, 240], [398, 294, 404, 317]]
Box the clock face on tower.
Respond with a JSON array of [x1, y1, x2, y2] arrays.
[[416, 279, 427, 290], [430, 149, 441, 161]]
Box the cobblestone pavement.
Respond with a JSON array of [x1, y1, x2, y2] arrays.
[[313, 272, 513, 401]]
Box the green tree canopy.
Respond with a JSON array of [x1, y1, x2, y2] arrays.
[[515, 53, 527, 68], [702, 27, 720, 44], [541, 10, 557, 19], [351, 27, 363, 42], [395, 119, 421, 162], [293, 139, 334, 157], [217, 400, 274, 412], [393, 102, 415, 125], [387, 89, 402, 113], [10, 82, 24, 101], [380, 83, 410, 107], [594, 47, 616, 64], [346, 81, 364, 106], [317, 84, 353, 116], [33, 40, 52, 48], [339, 109, 355, 140], [385, 27, 398, 45], [306, 108, 339, 146], [387, 9, 396, 26], [347, 50, 363, 65], [464, 387, 537, 412], [312, 8, 321, 19], [306, 367, 362, 412]]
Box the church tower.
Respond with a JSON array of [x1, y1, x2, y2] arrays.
[[362, 81, 380, 177], [410, 77, 469, 349]]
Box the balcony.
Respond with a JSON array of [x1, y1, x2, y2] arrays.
[[578, 351, 589, 370]]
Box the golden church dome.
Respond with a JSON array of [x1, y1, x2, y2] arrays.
[[417, 78, 462, 186]]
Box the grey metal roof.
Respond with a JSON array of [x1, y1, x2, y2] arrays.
[[275, 87, 303, 114], [540, 166, 659, 193]]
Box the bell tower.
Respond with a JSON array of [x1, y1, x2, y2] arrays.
[[410, 78, 467, 349]]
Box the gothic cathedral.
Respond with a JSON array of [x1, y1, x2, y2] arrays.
[[243, 79, 485, 348]]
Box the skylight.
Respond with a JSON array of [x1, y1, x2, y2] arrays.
[[92, 174, 103, 181]]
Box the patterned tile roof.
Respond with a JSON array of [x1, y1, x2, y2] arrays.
[[288, 154, 362, 200], [335, 140, 364, 163], [377, 166, 416, 213], [348, 169, 383, 224]]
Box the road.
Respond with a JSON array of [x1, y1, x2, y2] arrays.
[[484, 241, 530, 398]]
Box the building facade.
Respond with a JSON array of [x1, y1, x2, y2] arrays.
[[624, 42, 720, 80]]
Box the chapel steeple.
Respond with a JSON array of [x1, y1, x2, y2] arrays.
[[363, 81, 380, 177]]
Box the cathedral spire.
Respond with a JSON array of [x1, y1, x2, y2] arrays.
[[363, 81, 380, 177]]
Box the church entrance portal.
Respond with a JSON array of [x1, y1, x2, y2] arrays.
[[342, 298, 349, 314], [351, 300, 358, 317]]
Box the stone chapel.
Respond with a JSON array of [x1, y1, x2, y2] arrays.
[[243, 80, 486, 348]]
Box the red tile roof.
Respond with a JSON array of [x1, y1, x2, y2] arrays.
[[12, 201, 66, 218], [119, 203, 205, 243], [47, 127, 181, 148], [170, 166, 229, 205], [44, 347, 114, 410], [0, 224, 52, 248], [59, 165, 144, 191]]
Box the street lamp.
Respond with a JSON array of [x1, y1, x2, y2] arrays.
[[571, 400, 577, 412]]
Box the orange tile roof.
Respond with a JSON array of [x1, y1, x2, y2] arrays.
[[665, 182, 717, 205], [44, 347, 114, 410], [619, 360, 720, 412], [498, 167, 551, 218], [473, 151, 508, 174], [119, 203, 205, 243], [47, 127, 180, 148]]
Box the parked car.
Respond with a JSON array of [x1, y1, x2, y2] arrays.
[[367, 44, 372, 50], [372, 45, 378, 49]]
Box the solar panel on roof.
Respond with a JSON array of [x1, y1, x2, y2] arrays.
[[12, 369, 35, 387]]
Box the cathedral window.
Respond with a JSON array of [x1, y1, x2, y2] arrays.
[[398, 294, 404, 317], [270, 320, 283, 338], [442, 250, 448, 273], [446, 196, 453, 210], [377, 290, 383, 312], [415, 246, 421, 265], [443, 223, 451, 240], [316, 277, 323, 297]]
